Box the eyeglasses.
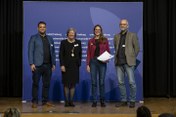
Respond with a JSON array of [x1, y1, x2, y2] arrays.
[[120, 23, 127, 26], [95, 29, 101, 31]]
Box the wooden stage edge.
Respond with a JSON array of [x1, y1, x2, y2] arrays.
[[1, 97, 176, 117], [1, 113, 159, 117]]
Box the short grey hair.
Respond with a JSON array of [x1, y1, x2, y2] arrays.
[[66, 28, 77, 37], [120, 19, 129, 27]]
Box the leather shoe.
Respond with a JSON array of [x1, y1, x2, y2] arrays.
[[32, 103, 37, 108], [92, 102, 97, 107], [69, 101, 75, 107], [100, 101, 106, 107], [42, 102, 54, 107], [129, 102, 135, 108], [64, 101, 69, 107]]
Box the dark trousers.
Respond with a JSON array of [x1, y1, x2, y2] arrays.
[[32, 63, 52, 104]]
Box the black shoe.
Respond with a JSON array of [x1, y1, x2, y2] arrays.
[[115, 101, 128, 107], [69, 101, 75, 107], [100, 101, 106, 107], [92, 102, 97, 107], [129, 102, 135, 108], [64, 101, 69, 107]]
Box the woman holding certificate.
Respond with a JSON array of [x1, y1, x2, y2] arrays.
[[86, 24, 110, 107], [59, 28, 82, 107]]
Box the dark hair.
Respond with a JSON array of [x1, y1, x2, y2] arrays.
[[159, 113, 175, 117], [93, 24, 106, 43], [4, 107, 20, 117], [66, 28, 76, 38], [137, 106, 152, 117], [38, 21, 46, 27]]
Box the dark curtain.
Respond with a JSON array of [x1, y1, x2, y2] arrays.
[[168, 0, 176, 96], [143, 0, 176, 97], [0, 0, 22, 96], [0, 0, 176, 97]]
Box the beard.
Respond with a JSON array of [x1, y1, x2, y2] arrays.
[[39, 31, 46, 35], [120, 27, 127, 31]]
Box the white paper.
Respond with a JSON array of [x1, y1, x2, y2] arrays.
[[97, 51, 114, 61]]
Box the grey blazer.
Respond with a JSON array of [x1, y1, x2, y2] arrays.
[[114, 31, 140, 66]]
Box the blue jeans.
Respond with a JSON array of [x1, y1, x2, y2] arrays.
[[90, 58, 107, 103], [116, 64, 136, 102]]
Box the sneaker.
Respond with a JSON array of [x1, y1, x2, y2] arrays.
[[129, 102, 135, 108], [92, 102, 97, 107], [115, 101, 128, 107]]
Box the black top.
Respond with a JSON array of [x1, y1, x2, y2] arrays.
[[59, 39, 82, 67], [59, 39, 82, 84], [40, 35, 51, 64], [94, 39, 100, 58], [116, 31, 127, 65]]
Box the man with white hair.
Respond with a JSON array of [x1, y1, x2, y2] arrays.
[[114, 19, 140, 108]]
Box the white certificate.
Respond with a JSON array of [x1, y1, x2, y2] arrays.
[[97, 51, 114, 61]]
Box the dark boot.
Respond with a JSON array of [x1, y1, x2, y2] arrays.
[[69, 101, 75, 107], [92, 102, 97, 107], [100, 100, 106, 107], [64, 101, 69, 107], [129, 102, 135, 108]]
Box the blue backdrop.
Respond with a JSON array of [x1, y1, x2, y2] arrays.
[[23, 2, 143, 102]]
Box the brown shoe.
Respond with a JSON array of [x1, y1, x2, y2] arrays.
[[43, 102, 55, 107], [32, 103, 37, 108]]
